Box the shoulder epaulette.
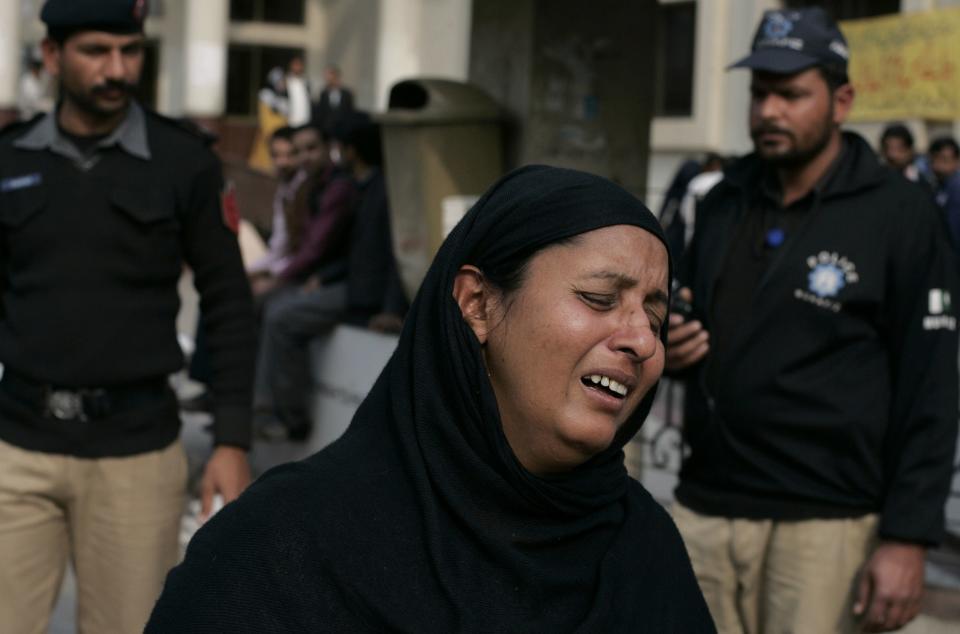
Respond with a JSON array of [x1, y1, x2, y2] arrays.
[[0, 113, 43, 140], [144, 108, 219, 147]]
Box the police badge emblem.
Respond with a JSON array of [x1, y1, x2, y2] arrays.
[[794, 251, 859, 312]]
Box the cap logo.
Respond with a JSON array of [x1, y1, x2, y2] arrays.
[[829, 40, 849, 60], [763, 13, 794, 39], [757, 12, 804, 52], [133, 0, 148, 21]]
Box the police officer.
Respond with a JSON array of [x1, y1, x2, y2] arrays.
[[0, 1, 256, 632], [667, 8, 958, 633]]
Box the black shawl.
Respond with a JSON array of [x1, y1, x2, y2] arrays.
[[147, 166, 715, 632]]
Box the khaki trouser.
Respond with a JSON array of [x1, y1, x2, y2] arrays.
[[0, 437, 187, 634], [673, 502, 879, 634]]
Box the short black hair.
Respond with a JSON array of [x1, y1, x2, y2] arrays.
[[46, 27, 71, 44], [347, 123, 383, 167], [881, 123, 914, 149], [816, 62, 849, 92], [292, 123, 330, 144], [930, 136, 960, 158], [269, 126, 296, 144], [330, 112, 370, 143]]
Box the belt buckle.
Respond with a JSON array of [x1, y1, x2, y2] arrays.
[[46, 390, 87, 422]]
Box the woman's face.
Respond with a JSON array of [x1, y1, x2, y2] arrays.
[[467, 225, 668, 475]]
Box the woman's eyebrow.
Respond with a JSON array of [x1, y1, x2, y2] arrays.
[[582, 271, 638, 287]]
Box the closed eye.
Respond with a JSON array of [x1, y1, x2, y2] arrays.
[[577, 291, 617, 310]]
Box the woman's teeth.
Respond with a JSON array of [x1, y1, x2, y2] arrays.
[[586, 374, 628, 396]]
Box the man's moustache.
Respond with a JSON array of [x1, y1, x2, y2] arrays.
[[752, 125, 793, 139], [92, 81, 136, 95]]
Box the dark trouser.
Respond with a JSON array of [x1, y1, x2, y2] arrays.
[[254, 283, 347, 430]]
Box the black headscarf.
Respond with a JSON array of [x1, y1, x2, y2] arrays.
[[148, 166, 715, 632]]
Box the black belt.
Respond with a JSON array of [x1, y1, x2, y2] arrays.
[[0, 370, 171, 422]]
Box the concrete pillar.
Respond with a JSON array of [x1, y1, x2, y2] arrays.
[[304, 0, 328, 101], [374, 0, 472, 109], [318, 0, 380, 111], [0, 0, 22, 123], [182, 0, 229, 117], [154, 0, 186, 115]]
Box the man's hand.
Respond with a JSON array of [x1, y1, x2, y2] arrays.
[[853, 541, 926, 632], [249, 273, 279, 298], [665, 287, 709, 371], [300, 274, 321, 293], [199, 446, 251, 522]]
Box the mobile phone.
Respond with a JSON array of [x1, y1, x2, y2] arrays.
[[670, 280, 694, 321], [670, 293, 694, 321]]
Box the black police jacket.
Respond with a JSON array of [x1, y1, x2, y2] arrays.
[[0, 105, 255, 456], [677, 132, 960, 546]]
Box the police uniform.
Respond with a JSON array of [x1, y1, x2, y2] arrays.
[[0, 1, 255, 632], [672, 9, 960, 633]]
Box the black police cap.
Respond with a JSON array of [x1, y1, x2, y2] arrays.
[[730, 7, 849, 75], [41, 0, 149, 35]]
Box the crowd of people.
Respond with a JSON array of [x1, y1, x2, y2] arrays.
[[248, 115, 407, 441], [247, 57, 355, 174], [1, 0, 960, 632], [189, 113, 408, 443], [180, 53, 406, 443]]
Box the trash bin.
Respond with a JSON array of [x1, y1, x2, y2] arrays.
[[379, 79, 503, 300]]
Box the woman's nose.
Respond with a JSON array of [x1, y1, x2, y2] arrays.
[[609, 310, 658, 363]]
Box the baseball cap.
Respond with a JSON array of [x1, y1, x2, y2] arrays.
[[730, 7, 849, 74]]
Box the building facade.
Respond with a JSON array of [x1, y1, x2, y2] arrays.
[[2, 0, 473, 124], [646, 0, 960, 213]]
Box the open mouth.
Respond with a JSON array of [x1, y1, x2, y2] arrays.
[[581, 374, 629, 400]]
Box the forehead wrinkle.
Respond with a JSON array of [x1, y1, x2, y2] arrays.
[[581, 270, 638, 288], [646, 289, 669, 310]]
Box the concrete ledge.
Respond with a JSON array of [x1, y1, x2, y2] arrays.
[[307, 324, 399, 448], [250, 324, 399, 469]]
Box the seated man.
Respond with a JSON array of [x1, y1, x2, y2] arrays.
[[247, 126, 309, 290], [185, 127, 308, 412], [253, 123, 359, 439], [275, 124, 357, 286], [259, 115, 407, 441]]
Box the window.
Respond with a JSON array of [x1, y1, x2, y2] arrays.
[[230, 0, 305, 24], [225, 45, 305, 117], [783, 0, 900, 20], [654, 2, 696, 118]]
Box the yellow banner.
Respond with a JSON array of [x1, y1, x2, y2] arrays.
[[842, 8, 960, 121]]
